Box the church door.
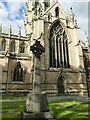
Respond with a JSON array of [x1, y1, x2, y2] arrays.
[[57, 76, 65, 94]]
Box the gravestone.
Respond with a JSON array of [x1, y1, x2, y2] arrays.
[[21, 40, 53, 119]]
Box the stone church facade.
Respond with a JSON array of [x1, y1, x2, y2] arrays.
[[0, 0, 90, 95]]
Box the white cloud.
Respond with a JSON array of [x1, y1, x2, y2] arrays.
[[0, 1, 25, 35], [60, 1, 88, 40], [0, 2, 8, 21], [0, 0, 89, 39], [0, 0, 28, 2]]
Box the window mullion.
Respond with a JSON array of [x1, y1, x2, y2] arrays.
[[49, 20, 70, 68]]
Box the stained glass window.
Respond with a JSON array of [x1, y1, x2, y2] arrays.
[[49, 20, 70, 68]]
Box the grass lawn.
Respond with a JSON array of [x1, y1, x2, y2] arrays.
[[1, 95, 89, 120], [2, 101, 25, 119], [49, 100, 89, 120], [2, 94, 25, 100]]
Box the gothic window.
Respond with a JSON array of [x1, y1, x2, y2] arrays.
[[55, 7, 59, 17], [0, 38, 6, 51], [49, 20, 70, 68], [13, 62, 23, 81], [10, 41, 16, 52], [19, 41, 25, 53]]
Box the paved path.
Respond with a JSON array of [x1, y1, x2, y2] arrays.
[[0, 95, 90, 102], [47, 95, 90, 102]]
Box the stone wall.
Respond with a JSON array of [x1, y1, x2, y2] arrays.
[[30, 68, 87, 96]]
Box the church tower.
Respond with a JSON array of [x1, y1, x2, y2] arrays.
[[0, 0, 89, 95], [24, 0, 87, 95], [24, 0, 50, 37]]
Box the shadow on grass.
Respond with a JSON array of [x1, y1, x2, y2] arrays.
[[49, 100, 88, 119], [2, 97, 89, 120]]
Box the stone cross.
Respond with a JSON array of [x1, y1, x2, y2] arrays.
[[30, 40, 45, 59], [30, 40, 45, 93], [21, 41, 53, 118]]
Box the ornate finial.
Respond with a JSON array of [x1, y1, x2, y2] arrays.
[[70, 7, 74, 14], [53, 0, 58, 4], [55, 0, 58, 2], [54, 0, 58, 2], [70, 7, 74, 22], [85, 31, 88, 39], [85, 31, 87, 36], [18, 28, 21, 37], [9, 25, 12, 36], [74, 19, 79, 29], [25, 2, 28, 7], [48, 12, 52, 21], [84, 31, 89, 48], [66, 16, 70, 28]]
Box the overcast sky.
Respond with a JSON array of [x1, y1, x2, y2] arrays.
[[0, 0, 89, 41]]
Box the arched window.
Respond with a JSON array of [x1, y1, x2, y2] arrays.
[[19, 41, 25, 53], [49, 20, 70, 68], [13, 62, 23, 81], [0, 38, 6, 51], [10, 41, 16, 52], [55, 7, 59, 17]]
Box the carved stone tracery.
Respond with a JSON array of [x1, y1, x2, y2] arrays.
[[49, 20, 70, 68]]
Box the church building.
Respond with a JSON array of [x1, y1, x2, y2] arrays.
[[0, 0, 90, 96]]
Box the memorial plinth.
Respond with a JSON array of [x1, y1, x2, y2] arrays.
[[21, 40, 53, 119]]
